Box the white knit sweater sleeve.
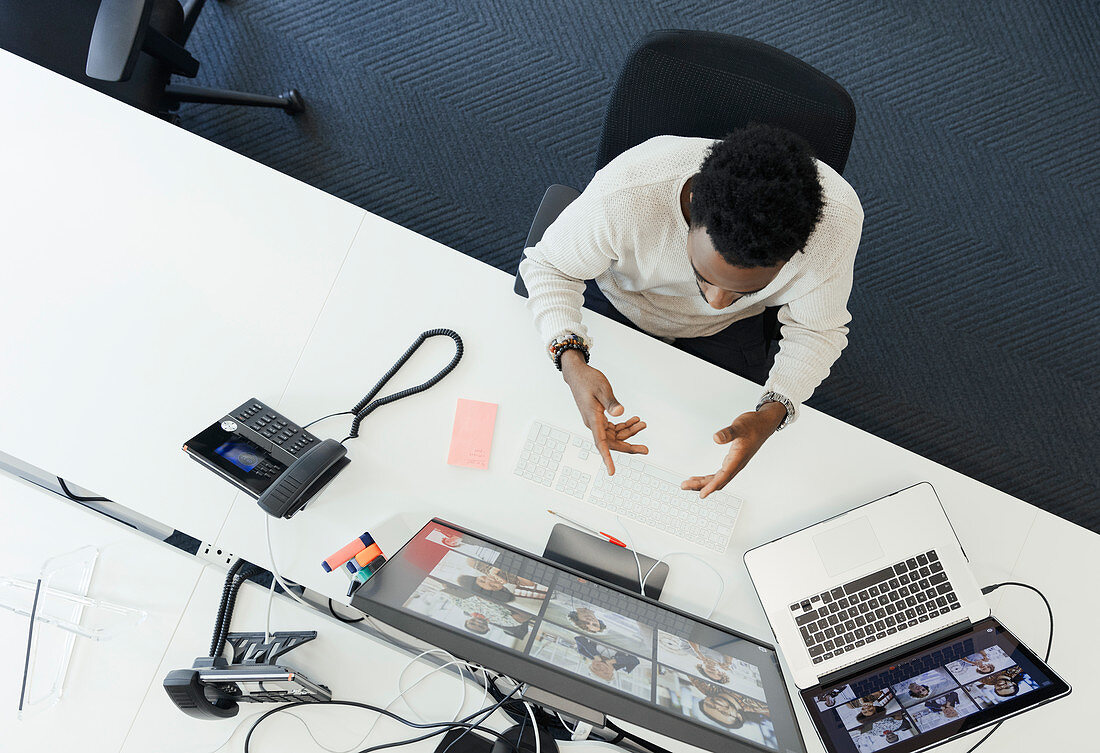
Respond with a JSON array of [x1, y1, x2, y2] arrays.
[[517, 173, 624, 347], [764, 216, 861, 415]]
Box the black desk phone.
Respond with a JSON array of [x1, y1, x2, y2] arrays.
[[183, 398, 349, 519], [183, 328, 464, 519]]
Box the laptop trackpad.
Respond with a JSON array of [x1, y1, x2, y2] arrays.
[[813, 516, 884, 577]]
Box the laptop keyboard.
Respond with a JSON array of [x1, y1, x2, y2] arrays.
[[789, 550, 960, 664], [513, 420, 743, 553]]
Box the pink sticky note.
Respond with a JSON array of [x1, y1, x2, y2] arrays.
[[447, 399, 498, 469]]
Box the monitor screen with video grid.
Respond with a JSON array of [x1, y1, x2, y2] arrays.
[[351, 519, 805, 753]]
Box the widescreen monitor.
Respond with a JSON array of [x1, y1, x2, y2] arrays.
[[351, 519, 806, 753]]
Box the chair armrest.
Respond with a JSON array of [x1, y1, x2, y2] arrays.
[[87, 0, 198, 82], [515, 184, 581, 298]]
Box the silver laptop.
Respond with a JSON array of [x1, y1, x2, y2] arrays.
[[745, 482, 1069, 753]]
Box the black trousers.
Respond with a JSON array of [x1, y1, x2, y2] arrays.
[[582, 281, 779, 386]]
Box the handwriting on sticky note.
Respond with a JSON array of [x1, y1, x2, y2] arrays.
[[447, 399, 498, 469]]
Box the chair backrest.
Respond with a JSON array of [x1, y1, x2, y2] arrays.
[[596, 30, 856, 174]]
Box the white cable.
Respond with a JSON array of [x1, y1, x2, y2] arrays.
[[554, 710, 577, 736], [264, 575, 276, 643], [615, 516, 727, 618], [645, 552, 725, 619], [525, 701, 541, 753], [264, 513, 314, 611], [239, 652, 488, 753], [614, 515, 646, 594]]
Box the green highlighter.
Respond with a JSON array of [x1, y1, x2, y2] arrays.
[[347, 555, 386, 597]]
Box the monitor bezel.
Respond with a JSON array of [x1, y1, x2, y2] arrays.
[[351, 517, 807, 753]]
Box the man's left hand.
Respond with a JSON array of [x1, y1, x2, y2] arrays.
[[681, 402, 786, 498]]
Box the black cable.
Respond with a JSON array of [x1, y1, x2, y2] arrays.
[[302, 410, 354, 430], [437, 680, 524, 753], [209, 559, 260, 658], [343, 329, 463, 442], [960, 581, 1054, 753], [57, 477, 111, 502], [242, 682, 523, 753], [209, 559, 247, 657], [980, 582, 1054, 661], [328, 597, 365, 623], [604, 720, 674, 753]]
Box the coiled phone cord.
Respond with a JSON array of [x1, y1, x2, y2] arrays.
[[209, 559, 260, 658], [343, 328, 464, 442]]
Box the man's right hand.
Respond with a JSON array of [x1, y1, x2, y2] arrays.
[[560, 349, 648, 475]]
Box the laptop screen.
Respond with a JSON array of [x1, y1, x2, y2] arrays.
[[352, 519, 805, 753], [801, 617, 1069, 752]]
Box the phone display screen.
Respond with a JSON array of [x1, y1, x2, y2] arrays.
[[215, 440, 264, 472]]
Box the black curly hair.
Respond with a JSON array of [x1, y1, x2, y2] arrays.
[[689, 124, 824, 268]]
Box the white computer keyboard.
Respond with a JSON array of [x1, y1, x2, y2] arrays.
[[512, 420, 744, 553]]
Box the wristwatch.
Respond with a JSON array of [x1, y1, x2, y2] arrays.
[[756, 391, 795, 431]]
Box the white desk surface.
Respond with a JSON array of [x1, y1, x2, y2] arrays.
[[0, 49, 365, 544], [0, 472, 206, 753]]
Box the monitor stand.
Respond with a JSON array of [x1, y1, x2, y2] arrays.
[[542, 523, 668, 600]]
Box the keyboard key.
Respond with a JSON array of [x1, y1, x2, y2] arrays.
[[844, 567, 895, 595]]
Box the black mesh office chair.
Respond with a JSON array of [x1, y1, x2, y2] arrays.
[[514, 30, 856, 297], [0, 0, 302, 120]]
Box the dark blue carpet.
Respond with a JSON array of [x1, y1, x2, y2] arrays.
[[179, 1, 1099, 531]]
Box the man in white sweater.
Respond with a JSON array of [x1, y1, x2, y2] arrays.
[[519, 125, 863, 497]]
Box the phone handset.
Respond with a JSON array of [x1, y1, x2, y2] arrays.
[[256, 438, 348, 519]]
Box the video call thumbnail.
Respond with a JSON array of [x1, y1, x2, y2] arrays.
[[655, 665, 778, 749], [963, 666, 1038, 708], [907, 689, 980, 732], [890, 667, 957, 707], [943, 646, 1015, 685], [543, 590, 654, 656], [429, 549, 550, 614], [832, 689, 903, 730], [656, 631, 766, 702], [403, 577, 535, 650], [847, 710, 916, 752], [530, 621, 653, 699]]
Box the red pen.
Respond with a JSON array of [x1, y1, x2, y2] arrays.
[[547, 510, 627, 547]]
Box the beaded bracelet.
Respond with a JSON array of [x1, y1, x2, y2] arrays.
[[548, 333, 590, 371]]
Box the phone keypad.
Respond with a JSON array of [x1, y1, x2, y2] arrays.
[[232, 400, 318, 456], [253, 459, 284, 479]]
